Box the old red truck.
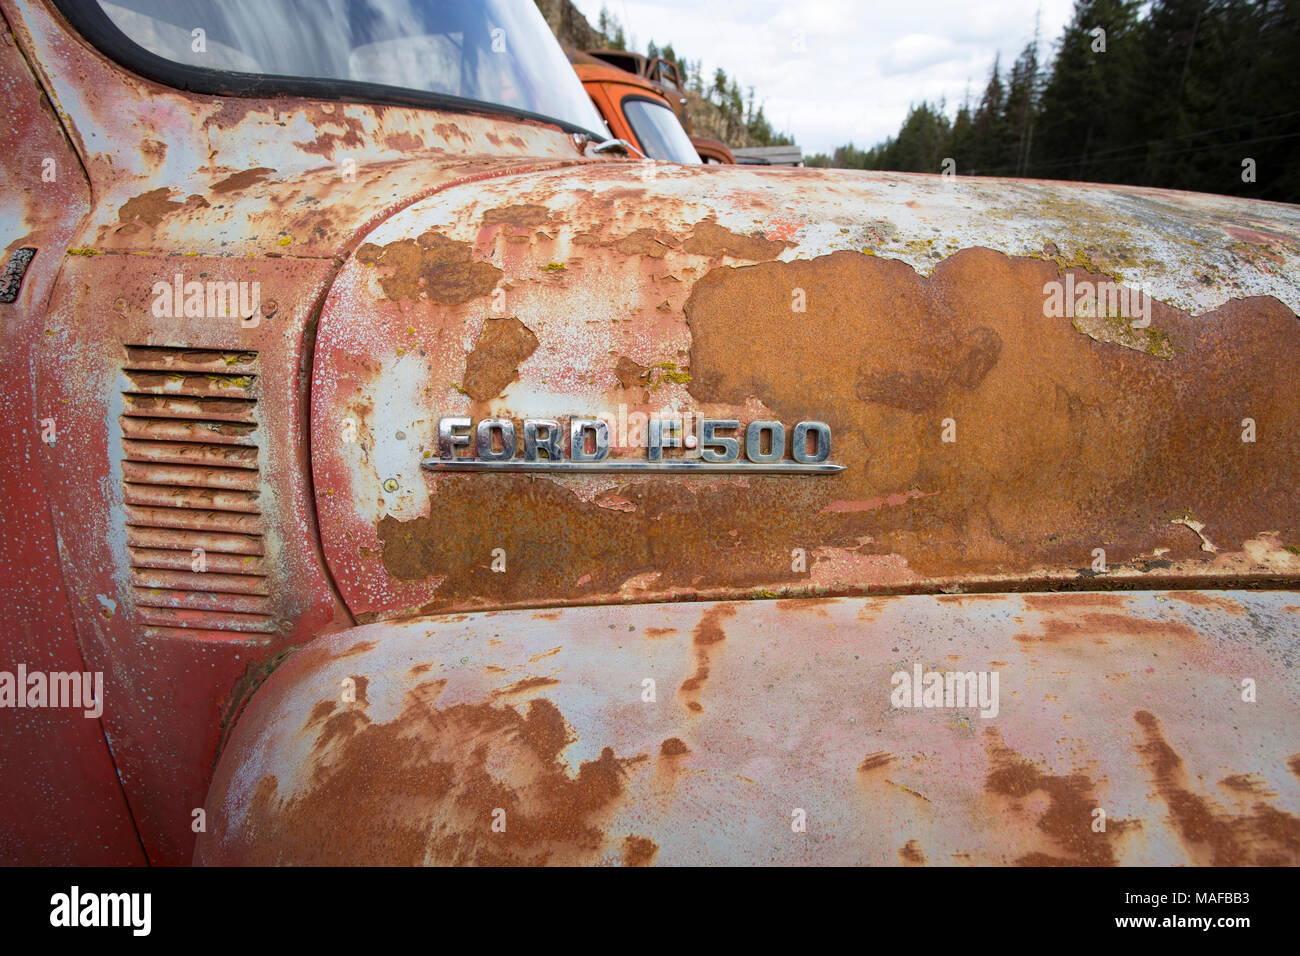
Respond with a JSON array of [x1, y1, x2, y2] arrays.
[[2, 0, 1298, 866]]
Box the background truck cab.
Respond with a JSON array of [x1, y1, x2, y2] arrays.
[[566, 46, 706, 164]]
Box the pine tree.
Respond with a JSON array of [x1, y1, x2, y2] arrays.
[[969, 54, 1010, 174], [1034, 0, 1142, 181], [1003, 40, 1041, 176]]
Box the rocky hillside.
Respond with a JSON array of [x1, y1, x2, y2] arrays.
[[533, 0, 604, 51]]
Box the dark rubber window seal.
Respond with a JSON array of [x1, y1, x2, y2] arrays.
[[51, 0, 607, 141]]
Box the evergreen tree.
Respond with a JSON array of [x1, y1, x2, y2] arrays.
[[1033, 0, 1143, 181], [969, 54, 1011, 173], [1003, 40, 1041, 176]]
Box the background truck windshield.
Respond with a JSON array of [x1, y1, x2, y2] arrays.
[[623, 96, 700, 164], [90, 0, 606, 133]]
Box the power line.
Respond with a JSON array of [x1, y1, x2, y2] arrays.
[[969, 107, 1299, 173], [972, 128, 1300, 177]]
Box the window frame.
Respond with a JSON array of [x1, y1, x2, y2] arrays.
[[53, 0, 607, 139]]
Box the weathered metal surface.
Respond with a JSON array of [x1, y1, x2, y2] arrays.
[[197, 592, 1300, 865], [310, 161, 1300, 621], [0, 0, 614, 864], [31, 252, 352, 863], [6, 0, 601, 259], [0, 11, 143, 864]]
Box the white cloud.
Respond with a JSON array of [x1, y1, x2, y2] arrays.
[[882, 34, 956, 76], [569, 0, 1076, 154]]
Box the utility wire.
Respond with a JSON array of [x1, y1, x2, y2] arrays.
[[972, 129, 1300, 176]]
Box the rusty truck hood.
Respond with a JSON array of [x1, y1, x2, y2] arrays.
[[310, 162, 1300, 621]]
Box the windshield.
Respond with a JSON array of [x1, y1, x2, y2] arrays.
[[622, 97, 701, 164], [84, 0, 606, 134]]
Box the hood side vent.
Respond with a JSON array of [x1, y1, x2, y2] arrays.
[[119, 346, 273, 638]]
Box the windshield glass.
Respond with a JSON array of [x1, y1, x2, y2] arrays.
[[622, 97, 701, 164], [90, 0, 606, 134]]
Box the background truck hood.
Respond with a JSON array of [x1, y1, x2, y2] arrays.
[[310, 162, 1300, 621]]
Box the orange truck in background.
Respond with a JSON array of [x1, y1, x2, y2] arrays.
[[566, 47, 734, 164]]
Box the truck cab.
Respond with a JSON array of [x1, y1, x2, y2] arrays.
[[566, 46, 703, 164]]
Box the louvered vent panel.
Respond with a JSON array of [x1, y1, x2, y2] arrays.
[[120, 346, 273, 637]]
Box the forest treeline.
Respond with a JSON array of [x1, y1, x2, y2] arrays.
[[806, 0, 1300, 202]]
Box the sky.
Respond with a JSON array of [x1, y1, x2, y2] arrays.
[[569, 0, 1079, 156]]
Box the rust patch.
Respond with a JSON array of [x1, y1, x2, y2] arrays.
[[117, 188, 183, 228], [858, 752, 894, 772], [1220, 774, 1273, 796], [679, 604, 736, 700], [307, 699, 336, 725], [384, 131, 426, 153], [432, 122, 470, 144], [332, 640, 377, 661], [494, 675, 560, 696], [1015, 612, 1199, 643], [232, 690, 641, 865], [694, 606, 734, 644], [482, 204, 551, 229], [350, 675, 369, 706], [1135, 711, 1300, 865], [622, 835, 658, 866], [682, 248, 1300, 583], [660, 737, 690, 756], [1166, 591, 1246, 615], [644, 626, 676, 638], [211, 167, 274, 195], [462, 317, 539, 402], [295, 111, 366, 157], [376, 476, 880, 602], [899, 839, 926, 865], [984, 728, 1122, 865], [356, 231, 502, 305], [615, 355, 650, 389], [682, 217, 790, 260], [614, 228, 679, 258], [1289, 754, 1300, 779], [856, 325, 1003, 412], [1022, 593, 1126, 611], [140, 139, 166, 162], [774, 597, 835, 611], [314, 707, 371, 754]]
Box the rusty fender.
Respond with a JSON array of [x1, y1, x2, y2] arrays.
[[197, 592, 1300, 866]]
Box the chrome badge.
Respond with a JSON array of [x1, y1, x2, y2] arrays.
[[422, 417, 844, 474]]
